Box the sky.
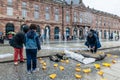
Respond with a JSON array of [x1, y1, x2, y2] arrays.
[[83, 0, 120, 16]]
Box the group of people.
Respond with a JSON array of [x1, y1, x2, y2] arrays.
[[10, 25, 101, 74], [85, 29, 101, 53], [9, 24, 41, 74]]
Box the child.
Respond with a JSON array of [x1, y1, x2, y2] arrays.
[[25, 24, 41, 74], [9, 25, 29, 65]]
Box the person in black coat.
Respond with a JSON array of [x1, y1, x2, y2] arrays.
[[86, 31, 98, 53], [12, 25, 29, 65]]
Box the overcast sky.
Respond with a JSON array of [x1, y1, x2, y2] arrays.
[[83, 0, 120, 16]]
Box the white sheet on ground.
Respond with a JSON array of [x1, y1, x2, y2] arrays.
[[64, 50, 96, 64], [0, 53, 13, 58]]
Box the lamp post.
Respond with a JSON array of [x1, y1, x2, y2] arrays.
[[108, 24, 110, 40], [61, 0, 65, 40], [109, 21, 113, 40]]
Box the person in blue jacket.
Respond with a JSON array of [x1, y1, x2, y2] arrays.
[[25, 24, 41, 74], [85, 30, 101, 53]]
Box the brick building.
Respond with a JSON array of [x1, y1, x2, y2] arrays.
[[0, 0, 120, 40]]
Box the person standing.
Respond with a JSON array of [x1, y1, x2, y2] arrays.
[[9, 25, 29, 65], [25, 24, 41, 74]]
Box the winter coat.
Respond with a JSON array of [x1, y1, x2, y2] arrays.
[[12, 32, 25, 48], [85, 34, 101, 48], [25, 30, 41, 50]]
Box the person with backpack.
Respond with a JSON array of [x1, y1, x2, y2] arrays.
[[9, 25, 29, 65], [24, 24, 41, 74]]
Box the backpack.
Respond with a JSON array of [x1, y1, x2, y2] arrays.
[[9, 36, 15, 47]]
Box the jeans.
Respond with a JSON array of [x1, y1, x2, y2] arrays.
[[14, 48, 24, 63], [26, 49, 37, 71]]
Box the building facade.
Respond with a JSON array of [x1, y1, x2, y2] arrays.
[[0, 0, 120, 40]]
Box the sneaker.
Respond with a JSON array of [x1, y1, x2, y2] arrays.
[[27, 71, 31, 75], [14, 62, 18, 66], [32, 68, 39, 73]]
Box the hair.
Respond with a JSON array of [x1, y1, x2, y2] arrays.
[[90, 29, 94, 32], [23, 25, 29, 33], [29, 24, 37, 30]]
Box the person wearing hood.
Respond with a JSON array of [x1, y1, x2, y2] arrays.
[[25, 24, 41, 74], [9, 25, 29, 65]]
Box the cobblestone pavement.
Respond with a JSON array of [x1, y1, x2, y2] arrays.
[[0, 50, 120, 80]]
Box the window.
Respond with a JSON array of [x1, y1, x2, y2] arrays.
[[55, 8, 59, 21], [34, 11, 39, 19], [54, 27, 59, 39], [7, 0, 12, 6], [22, 2, 27, 8], [45, 7, 50, 20], [74, 12, 77, 22], [22, 2, 27, 17], [22, 9, 27, 17], [45, 13, 50, 20], [8, 0, 12, 3], [34, 5, 39, 19], [7, 7, 13, 16], [34, 5, 39, 11], [66, 27, 70, 38], [80, 13, 83, 23], [66, 11, 70, 22]]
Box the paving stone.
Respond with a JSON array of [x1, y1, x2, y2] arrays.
[[0, 41, 120, 80]]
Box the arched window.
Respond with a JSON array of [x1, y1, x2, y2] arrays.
[[66, 27, 70, 39], [79, 28, 83, 39], [104, 30, 106, 39], [20, 24, 26, 31], [6, 23, 14, 35], [54, 27, 59, 39], [73, 27, 77, 39], [44, 26, 50, 39], [36, 25, 40, 36]]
